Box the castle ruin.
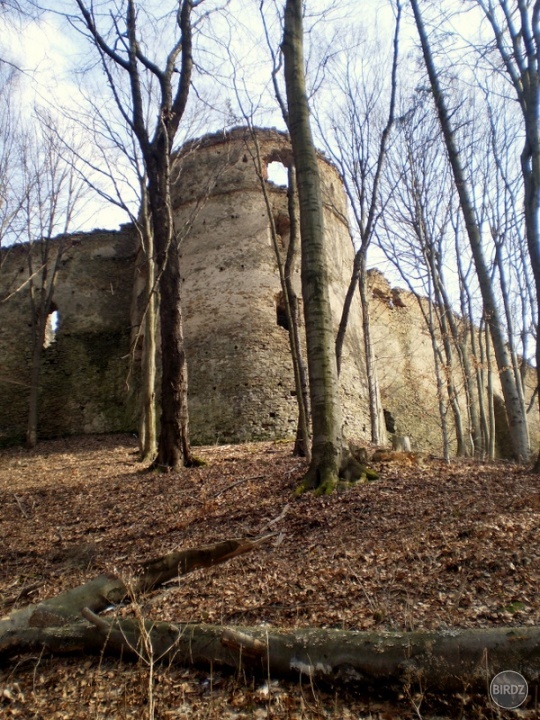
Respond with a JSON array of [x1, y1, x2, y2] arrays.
[[0, 127, 538, 456], [0, 128, 370, 447]]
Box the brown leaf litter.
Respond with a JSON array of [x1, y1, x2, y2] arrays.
[[1, 434, 539, 719]]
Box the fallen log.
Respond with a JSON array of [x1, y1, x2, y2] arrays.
[[1, 534, 538, 699], [2, 613, 539, 696], [0, 537, 264, 638], [136, 537, 264, 592]]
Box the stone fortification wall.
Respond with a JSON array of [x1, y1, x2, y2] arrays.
[[2, 127, 536, 456], [368, 269, 539, 456], [0, 128, 370, 446], [0, 229, 138, 445], [169, 127, 369, 443]]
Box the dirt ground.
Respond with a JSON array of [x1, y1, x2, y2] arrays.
[[1, 434, 539, 719]]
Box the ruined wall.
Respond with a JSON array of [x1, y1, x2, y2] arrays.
[[0, 128, 370, 446], [368, 270, 540, 456], [168, 127, 369, 443], [2, 127, 536, 456], [0, 229, 138, 445]]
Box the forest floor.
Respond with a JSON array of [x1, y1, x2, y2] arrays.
[[0, 434, 539, 720]]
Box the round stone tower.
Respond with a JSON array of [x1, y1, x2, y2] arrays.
[[171, 127, 369, 444]]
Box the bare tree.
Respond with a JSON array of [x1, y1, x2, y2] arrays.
[[468, 0, 540, 468], [70, 0, 203, 469], [282, 0, 344, 493], [0, 69, 26, 261], [475, 88, 531, 452], [314, 5, 401, 444], [409, 0, 531, 462], [229, 18, 311, 460], [52, 94, 160, 461], [379, 102, 461, 458], [19, 116, 88, 448]]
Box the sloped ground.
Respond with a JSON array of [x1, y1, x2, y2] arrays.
[[0, 434, 539, 719]]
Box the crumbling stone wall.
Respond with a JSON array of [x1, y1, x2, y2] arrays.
[[165, 127, 369, 443], [368, 269, 540, 456], [0, 229, 138, 445], [2, 127, 536, 456], [0, 128, 370, 446]]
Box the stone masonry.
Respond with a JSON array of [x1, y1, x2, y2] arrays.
[[0, 128, 370, 447], [1, 127, 537, 456]]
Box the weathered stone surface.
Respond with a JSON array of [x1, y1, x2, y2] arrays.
[[368, 269, 539, 456], [167, 128, 369, 443], [0, 128, 369, 447], [1, 128, 537, 457], [0, 229, 137, 445]]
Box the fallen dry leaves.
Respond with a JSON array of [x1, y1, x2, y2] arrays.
[[1, 434, 539, 719]]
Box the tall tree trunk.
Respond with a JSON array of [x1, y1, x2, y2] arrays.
[[358, 253, 385, 445], [283, 0, 344, 494], [286, 165, 311, 458], [148, 155, 193, 470], [139, 211, 157, 463], [475, 0, 540, 469], [427, 253, 467, 456], [410, 0, 530, 461], [438, 270, 481, 456], [438, 314, 466, 457], [423, 281, 451, 460], [455, 227, 486, 456], [74, 0, 196, 470], [333, 1, 401, 386], [335, 252, 362, 377], [484, 321, 496, 460], [520, 50, 540, 470]]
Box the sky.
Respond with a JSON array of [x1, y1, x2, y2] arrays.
[[4, 1, 533, 357], [0, 1, 400, 235]]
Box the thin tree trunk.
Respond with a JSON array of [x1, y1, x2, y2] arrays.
[[246, 130, 311, 461], [149, 162, 193, 469], [74, 0, 196, 470], [283, 0, 343, 493], [521, 131, 540, 467], [410, 0, 530, 462], [439, 265, 481, 456], [359, 253, 385, 444], [428, 253, 467, 456], [476, 320, 491, 457], [482, 320, 496, 460], [286, 165, 311, 458], [458, 336, 482, 456], [455, 229, 486, 457], [139, 210, 157, 462], [438, 317, 466, 457], [335, 252, 362, 377], [333, 1, 401, 385], [475, 0, 540, 469], [426, 286, 451, 461], [141, 289, 157, 462]]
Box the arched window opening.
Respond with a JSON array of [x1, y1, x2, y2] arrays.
[[44, 308, 59, 349], [267, 161, 288, 187]]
